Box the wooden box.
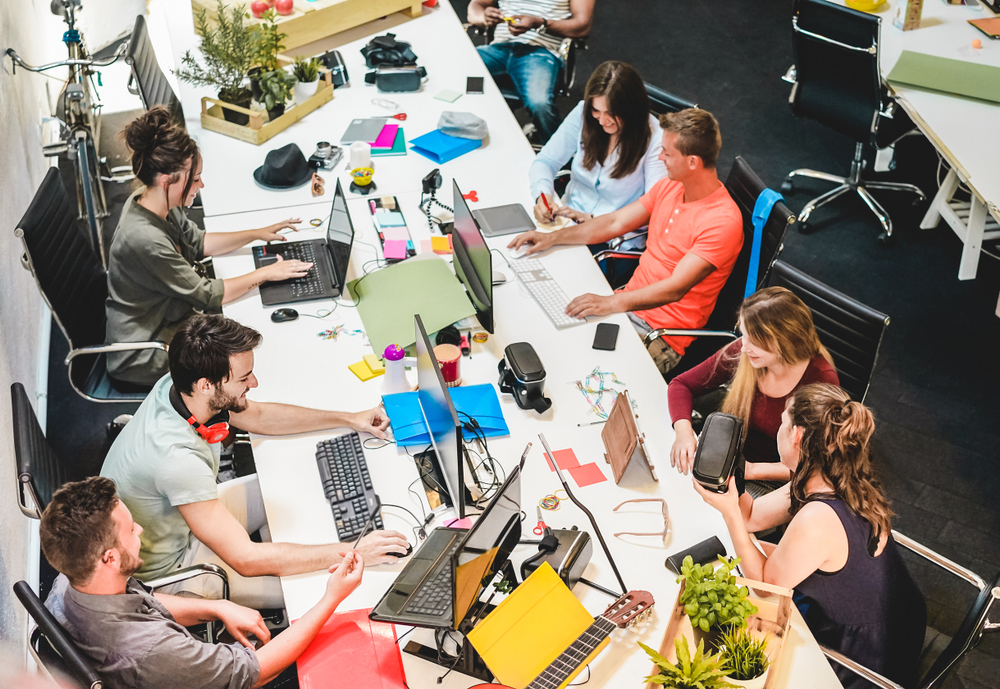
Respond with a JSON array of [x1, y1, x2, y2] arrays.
[[200, 69, 333, 145], [192, 0, 424, 51], [646, 577, 793, 689]]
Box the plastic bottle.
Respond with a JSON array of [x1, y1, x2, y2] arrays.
[[381, 344, 410, 395]]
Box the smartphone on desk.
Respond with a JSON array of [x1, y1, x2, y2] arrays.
[[466, 76, 485, 94], [593, 323, 619, 351]]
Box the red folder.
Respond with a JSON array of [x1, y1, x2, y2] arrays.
[[296, 608, 407, 689]]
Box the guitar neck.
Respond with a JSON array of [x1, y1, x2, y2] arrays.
[[525, 615, 617, 689]]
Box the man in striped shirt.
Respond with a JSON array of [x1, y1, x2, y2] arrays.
[[469, 0, 595, 143]]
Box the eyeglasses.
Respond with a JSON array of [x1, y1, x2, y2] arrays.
[[613, 498, 671, 546]]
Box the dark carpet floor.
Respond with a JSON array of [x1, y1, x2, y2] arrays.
[[41, 2, 999, 686]]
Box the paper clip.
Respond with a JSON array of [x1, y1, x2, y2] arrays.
[[372, 98, 400, 110]]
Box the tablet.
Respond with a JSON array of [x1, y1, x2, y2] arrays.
[[472, 203, 535, 237]]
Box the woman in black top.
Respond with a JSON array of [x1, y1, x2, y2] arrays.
[[696, 383, 925, 688]]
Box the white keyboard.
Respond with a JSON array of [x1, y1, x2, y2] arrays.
[[508, 258, 587, 329]]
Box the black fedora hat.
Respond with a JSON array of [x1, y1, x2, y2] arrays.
[[253, 143, 312, 190]]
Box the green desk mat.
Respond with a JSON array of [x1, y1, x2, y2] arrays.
[[887, 50, 1000, 104]]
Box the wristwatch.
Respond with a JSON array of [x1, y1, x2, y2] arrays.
[[540, 17, 548, 30]]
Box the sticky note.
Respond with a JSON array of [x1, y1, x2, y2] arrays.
[[444, 517, 474, 529], [544, 449, 581, 472], [420, 240, 433, 253], [349, 360, 382, 382], [407, 240, 414, 251], [382, 226, 409, 241], [435, 89, 463, 103], [431, 236, 453, 254], [384, 239, 408, 259], [376, 211, 407, 227], [568, 462, 607, 487], [363, 354, 384, 373]]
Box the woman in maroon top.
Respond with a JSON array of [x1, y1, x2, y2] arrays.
[[668, 287, 839, 483]]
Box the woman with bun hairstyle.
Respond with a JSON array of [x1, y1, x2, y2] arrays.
[[668, 287, 839, 482], [106, 106, 310, 389], [695, 384, 926, 689]]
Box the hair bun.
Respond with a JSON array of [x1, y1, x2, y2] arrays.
[[123, 106, 175, 155]]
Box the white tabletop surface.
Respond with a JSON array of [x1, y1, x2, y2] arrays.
[[169, 2, 844, 686]]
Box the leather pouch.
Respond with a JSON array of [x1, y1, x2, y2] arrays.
[[665, 536, 728, 574]]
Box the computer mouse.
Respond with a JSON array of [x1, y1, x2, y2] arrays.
[[388, 543, 413, 559], [270, 308, 299, 323], [491, 270, 507, 285], [510, 244, 531, 259]]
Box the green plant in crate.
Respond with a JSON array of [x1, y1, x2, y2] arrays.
[[640, 637, 736, 689], [252, 8, 286, 72], [718, 626, 770, 682], [292, 57, 321, 83], [258, 68, 296, 113], [677, 556, 758, 633], [174, 1, 255, 113]]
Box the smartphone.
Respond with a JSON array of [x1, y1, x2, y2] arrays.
[[593, 323, 619, 351], [466, 76, 485, 95]]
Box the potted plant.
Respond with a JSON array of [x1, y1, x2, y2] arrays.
[[258, 68, 296, 120], [292, 57, 321, 104], [676, 555, 758, 650], [640, 637, 736, 689], [718, 625, 770, 689], [249, 8, 286, 101], [174, 1, 255, 126]]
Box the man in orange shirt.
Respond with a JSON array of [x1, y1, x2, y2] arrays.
[[509, 108, 743, 374]]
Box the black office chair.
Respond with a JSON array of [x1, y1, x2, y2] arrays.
[[12, 382, 78, 519], [644, 82, 697, 117], [126, 15, 184, 125], [14, 168, 166, 403], [766, 260, 888, 403], [783, 0, 925, 244], [822, 532, 1000, 689], [596, 156, 795, 380]]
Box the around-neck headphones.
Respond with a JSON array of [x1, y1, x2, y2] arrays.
[[169, 385, 231, 444]]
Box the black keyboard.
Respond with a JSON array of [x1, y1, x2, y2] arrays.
[[279, 242, 325, 298], [402, 541, 463, 616], [315, 432, 383, 542]]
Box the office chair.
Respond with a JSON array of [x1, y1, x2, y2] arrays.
[[783, 0, 925, 245], [14, 167, 166, 403], [644, 82, 697, 117], [12, 382, 78, 519], [595, 156, 795, 380], [126, 15, 184, 125], [822, 532, 1000, 689]]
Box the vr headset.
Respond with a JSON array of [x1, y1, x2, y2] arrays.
[[691, 412, 744, 493], [498, 342, 551, 414], [361, 34, 427, 92]]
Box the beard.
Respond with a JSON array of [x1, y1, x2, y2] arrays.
[[210, 385, 249, 414], [119, 545, 144, 579]]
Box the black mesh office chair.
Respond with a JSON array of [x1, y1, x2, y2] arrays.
[[597, 156, 795, 380], [126, 15, 184, 125], [12, 382, 76, 519], [783, 0, 924, 244], [14, 168, 166, 403], [823, 532, 1000, 689], [644, 82, 697, 117]]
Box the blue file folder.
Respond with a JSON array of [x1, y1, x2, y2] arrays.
[[382, 383, 509, 446], [409, 129, 482, 164]]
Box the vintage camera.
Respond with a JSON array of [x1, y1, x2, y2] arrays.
[[308, 142, 342, 171]]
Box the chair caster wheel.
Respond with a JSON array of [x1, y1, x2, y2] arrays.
[[877, 232, 895, 247], [798, 221, 815, 235], [781, 179, 793, 193]]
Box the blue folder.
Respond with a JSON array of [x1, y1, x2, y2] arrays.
[[382, 383, 509, 446], [409, 129, 482, 164]]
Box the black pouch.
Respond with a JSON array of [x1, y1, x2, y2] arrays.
[[361, 33, 418, 68], [498, 342, 551, 413], [364, 65, 427, 92], [317, 49, 349, 87], [691, 412, 743, 493], [665, 536, 728, 574]]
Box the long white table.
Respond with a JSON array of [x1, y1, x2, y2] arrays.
[[164, 2, 843, 687]]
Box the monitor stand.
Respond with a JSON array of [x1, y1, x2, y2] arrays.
[[413, 446, 486, 511]]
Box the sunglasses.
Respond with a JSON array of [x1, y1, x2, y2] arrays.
[[613, 498, 671, 547]]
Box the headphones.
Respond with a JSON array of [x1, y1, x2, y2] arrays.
[[169, 385, 231, 444]]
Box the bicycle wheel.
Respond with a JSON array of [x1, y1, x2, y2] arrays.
[[75, 134, 105, 266]]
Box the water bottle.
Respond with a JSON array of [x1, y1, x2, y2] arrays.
[[381, 344, 410, 395]]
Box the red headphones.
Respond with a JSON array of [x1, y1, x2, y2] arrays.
[[169, 385, 231, 444]]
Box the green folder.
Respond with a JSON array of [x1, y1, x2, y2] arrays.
[[347, 256, 475, 356], [887, 50, 1000, 105], [370, 128, 407, 157]]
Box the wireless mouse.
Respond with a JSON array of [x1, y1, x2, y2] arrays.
[[388, 543, 413, 559], [270, 308, 299, 323]]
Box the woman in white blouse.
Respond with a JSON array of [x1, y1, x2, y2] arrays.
[[529, 61, 666, 224]]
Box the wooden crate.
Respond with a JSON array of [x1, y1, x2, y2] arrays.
[[200, 69, 334, 145], [646, 577, 793, 689], [192, 0, 424, 51]]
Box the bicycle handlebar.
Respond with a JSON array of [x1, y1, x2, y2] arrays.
[[5, 43, 127, 74]]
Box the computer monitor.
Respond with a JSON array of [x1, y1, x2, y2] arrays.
[[326, 178, 355, 295], [414, 314, 467, 519], [451, 180, 494, 333]]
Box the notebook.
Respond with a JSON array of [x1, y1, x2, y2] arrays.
[[296, 608, 406, 689], [370, 128, 407, 157], [410, 129, 481, 164]]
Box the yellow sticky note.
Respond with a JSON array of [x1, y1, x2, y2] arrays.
[[348, 360, 382, 381], [363, 354, 384, 373], [431, 235, 452, 254]]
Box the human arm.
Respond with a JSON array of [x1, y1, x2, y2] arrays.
[[642, 120, 668, 193], [529, 103, 585, 221], [508, 0, 594, 38], [508, 198, 650, 255], [744, 461, 792, 482], [467, 0, 502, 26], [202, 218, 301, 256], [230, 402, 389, 439], [176, 499, 408, 577], [154, 594, 271, 649], [221, 256, 314, 305], [253, 552, 364, 686]]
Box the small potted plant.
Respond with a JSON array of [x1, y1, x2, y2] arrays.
[[258, 68, 296, 120], [292, 57, 321, 104], [718, 625, 770, 689], [249, 8, 286, 101], [640, 637, 736, 689], [174, 0, 255, 126], [676, 555, 758, 650]]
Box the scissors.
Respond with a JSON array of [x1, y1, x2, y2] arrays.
[[389, 112, 407, 121], [533, 505, 549, 536]]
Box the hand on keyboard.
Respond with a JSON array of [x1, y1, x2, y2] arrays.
[[326, 550, 364, 602], [508, 229, 557, 256], [349, 405, 391, 439], [565, 292, 620, 319], [262, 254, 313, 282], [352, 530, 411, 566]]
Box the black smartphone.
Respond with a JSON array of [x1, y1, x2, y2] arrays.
[[593, 323, 619, 351], [466, 76, 485, 94]]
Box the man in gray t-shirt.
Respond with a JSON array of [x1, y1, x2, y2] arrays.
[[41, 476, 365, 689]]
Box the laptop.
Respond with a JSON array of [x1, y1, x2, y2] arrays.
[[252, 178, 355, 306], [369, 466, 522, 630]]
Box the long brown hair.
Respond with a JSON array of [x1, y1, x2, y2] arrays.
[[580, 61, 651, 179], [122, 106, 200, 201], [787, 383, 893, 538], [720, 287, 833, 441]]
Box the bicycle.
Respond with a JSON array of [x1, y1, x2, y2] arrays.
[[6, 0, 129, 268]]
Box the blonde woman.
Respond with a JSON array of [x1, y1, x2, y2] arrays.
[[668, 287, 839, 480]]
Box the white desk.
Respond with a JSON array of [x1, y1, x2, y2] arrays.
[[167, 3, 843, 686]]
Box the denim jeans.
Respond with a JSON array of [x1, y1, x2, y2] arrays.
[[477, 42, 562, 142]]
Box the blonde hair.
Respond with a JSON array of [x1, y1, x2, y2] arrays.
[[720, 287, 833, 442], [787, 383, 893, 538]]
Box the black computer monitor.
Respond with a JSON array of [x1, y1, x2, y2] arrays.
[[451, 180, 494, 333], [326, 178, 355, 295], [414, 314, 467, 519]]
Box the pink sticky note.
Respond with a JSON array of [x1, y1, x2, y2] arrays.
[[383, 239, 408, 259], [382, 226, 409, 241], [444, 517, 474, 529], [568, 462, 607, 487], [371, 123, 399, 149], [420, 240, 434, 253], [544, 449, 581, 472]]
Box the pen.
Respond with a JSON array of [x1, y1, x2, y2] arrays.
[[540, 193, 553, 218], [577, 419, 607, 427]]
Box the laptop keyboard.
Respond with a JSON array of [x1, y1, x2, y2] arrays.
[[315, 433, 383, 542], [278, 242, 325, 297], [402, 541, 463, 616]]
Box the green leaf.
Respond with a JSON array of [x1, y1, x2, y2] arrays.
[[699, 617, 711, 632]]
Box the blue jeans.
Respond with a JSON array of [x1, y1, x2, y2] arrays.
[[477, 42, 562, 142]]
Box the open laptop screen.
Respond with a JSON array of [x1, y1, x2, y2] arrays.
[[326, 179, 355, 289]]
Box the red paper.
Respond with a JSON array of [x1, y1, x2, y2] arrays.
[[567, 462, 607, 487], [296, 608, 407, 689], [544, 449, 581, 472]]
